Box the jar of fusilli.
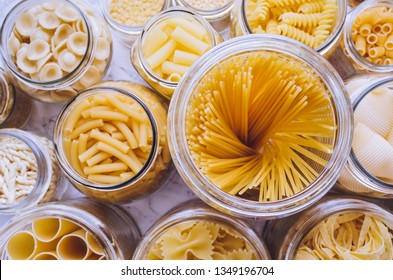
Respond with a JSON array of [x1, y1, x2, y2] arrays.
[[336, 74, 393, 198], [133, 200, 271, 260], [0, 198, 141, 260], [0, 128, 66, 215], [0, 0, 112, 103], [263, 195, 393, 260], [230, 0, 347, 57], [168, 35, 353, 219]]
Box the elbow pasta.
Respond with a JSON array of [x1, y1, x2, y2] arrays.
[[245, 0, 338, 49], [142, 15, 213, 82], [351, 6, 393, 65]]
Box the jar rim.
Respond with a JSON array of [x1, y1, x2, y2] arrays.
[[344, 0, 393, 72], [0, 68, 15, 125], [174, 0, 235, 20], [53, 85, 160, 191], [168, 35, 353, 219], [0, 0, 96, 90]]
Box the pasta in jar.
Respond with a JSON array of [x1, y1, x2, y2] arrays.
[[1, 0, 112, 103]]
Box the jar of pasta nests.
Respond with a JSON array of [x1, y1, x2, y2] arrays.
[[0, 198, 141, 260], [133, 200, 271, 260], [262, 195, 393, 260], [0, 0, 112, 103], [54, 81, 172, 204], [230, 0, 347, 58], [0, 128, 66, 215], [169, 35, 353, 219]]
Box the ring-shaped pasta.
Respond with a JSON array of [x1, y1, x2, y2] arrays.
[[39, 62, 63, 82], [67, 32, 88, 56], [7, 32, 20, 57], [95, 38, 110, 61], [58, 49, 80, 72], [55, 5, 80, 23], [27, 39, 50, 61], [37, 53, 53, 71], [42, 1, 62, 11], [15, 12, 37, 37], [38, 11, 61, 30], [53, 24, 74, 47], [30, 27, 52, 42], [16, 49, 37, 74], [52, 39, 68, 60]]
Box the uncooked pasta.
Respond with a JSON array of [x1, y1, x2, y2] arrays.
[[186, 50, 336, 202]]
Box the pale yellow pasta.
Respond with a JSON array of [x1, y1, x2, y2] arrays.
[[367, 33, 378, 45], [173, 50, 200, 66], [56, 229, 91, 260], [143, 26, 169, 57], [161, 61, 189, 76], [32, 218, 79, 242], [385, 34, 393, 50], [355, 35, 367, 56], [359, 22, 372, 36], [146, 39, 176, 70], [369, 46, 386, 58]]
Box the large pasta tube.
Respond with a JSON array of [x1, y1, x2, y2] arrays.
[[32, 251, 59, 260], [86, 231, 105, 255], [56, 228, 92, 260], [32, 218, 79, 242]]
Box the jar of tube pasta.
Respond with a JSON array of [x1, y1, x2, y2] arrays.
[[100, 0, 171, 47], [263, 196, 393, 260], [172, 0, 235, 37], [54, 81, 171, 203], [133, 200, 271, 260], [130, 7, 223, 100], [169, 35, 353, 219], [230, 0, 347, 57], [0, 68, 32, 128], [342, 0, 393, 73], [0, 128, 66, 215], [336, 74, 393, 198], [0, 0, 112, 103], [0, 198, 140, 260]]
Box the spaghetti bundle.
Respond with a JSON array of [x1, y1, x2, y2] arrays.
[[186, 51, 336, 202]]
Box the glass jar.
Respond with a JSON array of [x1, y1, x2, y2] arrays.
[[336, 74, 393, 198], [342, 0, 393, 73], [230, 0, 347, 58], [0, 128, 66, 215], [0, 198, 141, 260], [169, 35, 353, 220], [131, 7, 223, 100], [100, 0, 171, 47], [262, 196, 393, 259], [0, 0, 112, 103], [54, 81, 172, 204], [172, 0, 235, 38], [133, 200, 271, 260], [0, 67, 32, 128]]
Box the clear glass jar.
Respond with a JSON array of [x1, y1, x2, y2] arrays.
[[262, 196, 393, 259], [131, 7, 223, 100], [0, 67, 32, 128], [133, 200, 271, 260], [169, 35, 353, 220], [54, 81, 172, 204], [0, 128, 66, 215], [230, 0, 347, 58], [0, 0, 112, 103], [342, 0, 393, 73], [0, 198, 141, 260], [172, 0, 235, 37], [336, 74, 393, 198], [100, 0, 171, 47]]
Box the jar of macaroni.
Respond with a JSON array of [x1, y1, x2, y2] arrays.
[[342, 0, 393, 73], [0, 198, 141, 260], [336, 74, 393, 198], [230, 0, 347, 58], [131, 7, 223, 100], [169, 35, 353, 220], [171, 0, 235, 37], [0, 68, 32, 128], [133, 200, 271, 260], [0, 0, 112, 103], [0, 128, 66, 215], [54, 81, 171, 204], [263, 195, 393, 260], [100, 0, 171, 47]]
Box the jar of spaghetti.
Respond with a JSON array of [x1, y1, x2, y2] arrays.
[[263, 196, 393, 260], [100, 0, 171, 47], [0, 198, 140, 260], [133, 200, 270, 260], [0, 68, 32, 128], [0, 128, 66, 215], [54, 81, 171, 203], [336, 74, 393, 198], [130, 7, 223, 100], [230, 0, 347, 57], [0, 0, 112, 103], [169, 35, 353, 219], [171, 0, 235, 37], [342, 0, 393, 73]]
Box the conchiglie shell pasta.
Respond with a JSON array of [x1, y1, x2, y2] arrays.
[[38, 11, 61, 30], [55, 5, 80, 23], [53, 24, 74, 46], [58, 49, 80, 72], [30, 27, 52, 42], [27, 39, 50, 61], [15, 12, 37, 37], [67, 32, 87, 56], [8, 33, 20, 57], [39, 62, 63, 82], [16, 49, 37, 74], [79, 66, 101, 87], [95, 38, 110, 60]]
